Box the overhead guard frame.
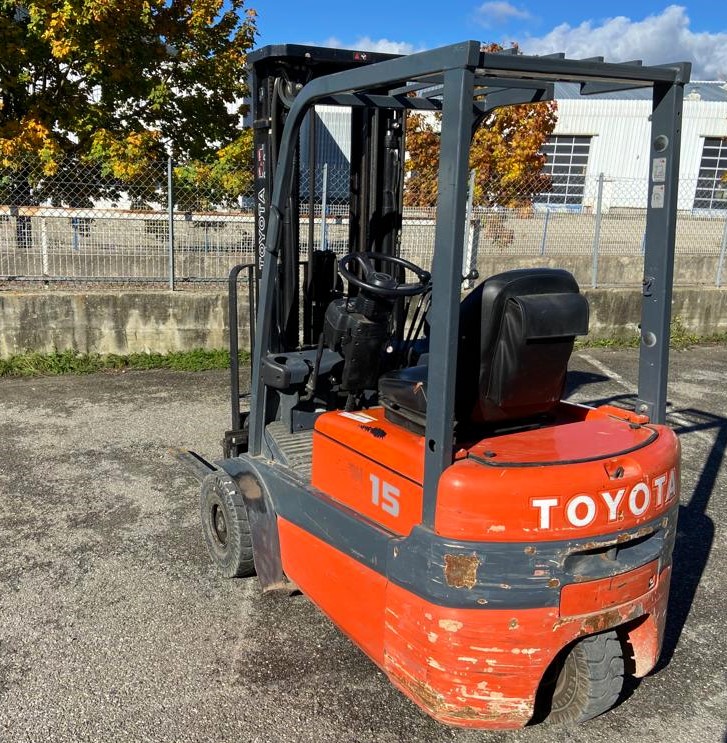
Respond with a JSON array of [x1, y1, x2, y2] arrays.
[[247, 39, 691, 528]]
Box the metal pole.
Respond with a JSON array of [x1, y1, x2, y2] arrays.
[[716, 214, 727, 287], [307, 112, 317, 255], [320, 162, 328, 250], [40, 217, 48, 276], [167, 155, 175, 291], [591, 173, 605, 288], [71, 217, 80, 251], [540, 208, 550, 256], [635, 80, 686, 424], [422, 64, 477, 529], [304, 109, 317, 345], [463, 169, 476, 288]]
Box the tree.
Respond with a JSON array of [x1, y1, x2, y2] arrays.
[[403, 43, 557, 209], [0, 0, 257, 213]]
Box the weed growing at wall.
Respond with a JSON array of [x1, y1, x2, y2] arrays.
[[0, 349, 248, 377]]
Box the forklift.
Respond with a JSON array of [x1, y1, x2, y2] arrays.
[[177, 41, 690, 728]]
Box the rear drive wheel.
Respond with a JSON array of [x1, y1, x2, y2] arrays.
[[545, 631, 624, 724], [200, 473, 255, 578]]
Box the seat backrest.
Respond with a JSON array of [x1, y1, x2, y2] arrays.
[[456, 268, 589, 425]]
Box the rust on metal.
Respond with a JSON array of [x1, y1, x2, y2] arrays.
[[553, 602, 645, 634], [395, 673, 530, 726], [571, 524, 657, 553], [443, 553, 480, 589]]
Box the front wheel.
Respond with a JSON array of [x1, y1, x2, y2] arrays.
[[544, 631, 624, 725], [200, 473, 255, 578]]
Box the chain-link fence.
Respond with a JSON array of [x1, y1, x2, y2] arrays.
[[1, 160, 726, 288]]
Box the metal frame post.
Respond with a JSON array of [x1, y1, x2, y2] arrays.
[[71, 217, 80, 252], [591, 173, 605, 287], [540, 208, 550, 256], [463, 169, 477, 288], [635, 81, 687, 423], [422, 64, 477, 528], [167, 154, 175, 291], [716, 214, 727, 287], [304, 109, 318, 345], [320, 162, 328, 250], [40, 217, 49, 275]]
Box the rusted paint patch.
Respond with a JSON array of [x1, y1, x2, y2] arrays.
[[487, 524, 506, 533], [508, 618, 519, 630], [524, 546, 536, 555], [443, 553, 480, 589], [390, 658, 532, 727], [573, 525, 657, 553], [396, 674, 446, 712], [390, 659, 527, 724], [553, 602, 645, 634]]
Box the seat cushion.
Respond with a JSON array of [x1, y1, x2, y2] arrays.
[[378, 269, 588, 433], [378, 365, 428, 416]]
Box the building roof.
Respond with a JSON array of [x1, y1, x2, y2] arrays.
[[554, 81, 727, 102]]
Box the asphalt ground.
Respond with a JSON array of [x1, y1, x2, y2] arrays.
[[0, 347, 725, 743]]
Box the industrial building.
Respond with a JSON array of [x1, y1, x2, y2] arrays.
[[303, 81, 727, 212]]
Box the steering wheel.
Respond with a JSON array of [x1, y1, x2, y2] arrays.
[[338, 252, 431, 298]]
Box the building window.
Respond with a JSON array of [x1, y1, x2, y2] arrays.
[[537, 135, 591, 206], [694, 137, 727, 211]]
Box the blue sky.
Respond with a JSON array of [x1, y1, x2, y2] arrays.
[[252, 2, 727, 79]]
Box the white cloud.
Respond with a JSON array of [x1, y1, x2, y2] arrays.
[[521, 5, 727, 80], [474, 2, 532, 28], [318, 36, 418, 55]]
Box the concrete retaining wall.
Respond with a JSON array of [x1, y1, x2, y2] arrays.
[[475, 254, 725, 289], [1, 286, 726, 358], [0, 291, 231, 358]]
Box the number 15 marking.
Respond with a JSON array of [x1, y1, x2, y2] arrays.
[[370, 473, 400, 517]]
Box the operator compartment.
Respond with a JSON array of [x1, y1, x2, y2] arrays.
[[312, 267, 679, 542]]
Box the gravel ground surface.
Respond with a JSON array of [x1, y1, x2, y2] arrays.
[[0, 347, 725, 742]]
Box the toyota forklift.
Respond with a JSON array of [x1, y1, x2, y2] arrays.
[[178, 42, 689, 728]]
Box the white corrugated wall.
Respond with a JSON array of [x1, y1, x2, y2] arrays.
[[555, 98, 727, 209]]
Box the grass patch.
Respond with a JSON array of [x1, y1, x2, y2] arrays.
[[576, 335, 640, 350], [0, 348, 249, 378], [577, 316, 727, 351]]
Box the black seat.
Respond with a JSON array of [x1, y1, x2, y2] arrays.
[[378, 268, 589, 432]]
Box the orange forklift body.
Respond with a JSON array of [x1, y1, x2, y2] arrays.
[[183, 41, 691, 730], [270, 402, 679, 728], [280, 517, 671, 728]]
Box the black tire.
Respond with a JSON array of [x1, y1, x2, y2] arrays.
[[200, 473, 255, 578], [544, 631, 624, 725]]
